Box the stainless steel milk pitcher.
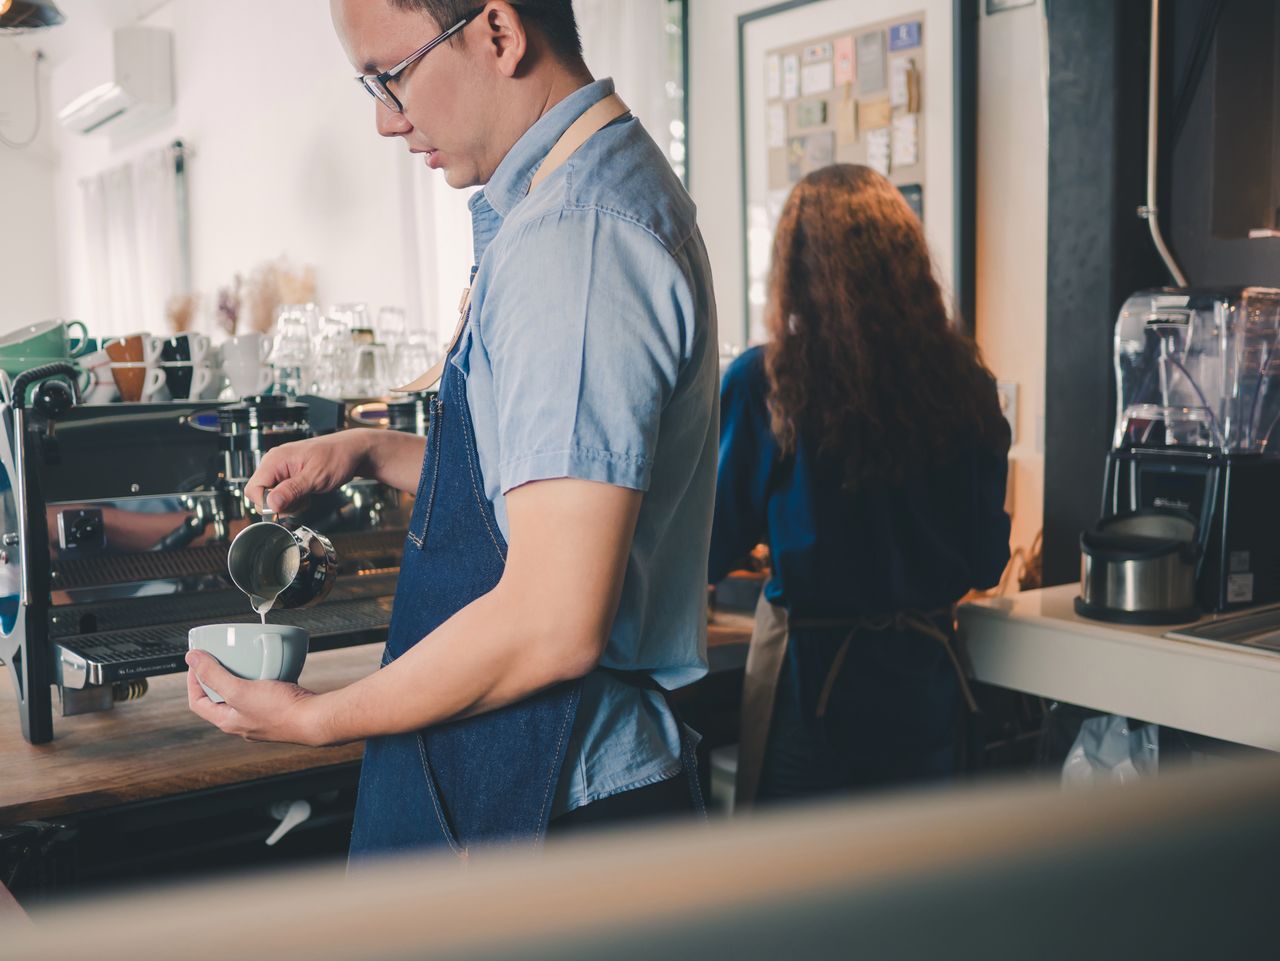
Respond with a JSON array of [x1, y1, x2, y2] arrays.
[[227, 509, 338, 614]]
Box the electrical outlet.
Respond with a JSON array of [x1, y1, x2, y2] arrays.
[[996, 382, 1018, 446]]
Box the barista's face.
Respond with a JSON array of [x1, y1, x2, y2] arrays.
[[331, 0, 508, 188]]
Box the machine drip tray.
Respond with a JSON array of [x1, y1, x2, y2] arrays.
[[1165, 606, 1280, 653]]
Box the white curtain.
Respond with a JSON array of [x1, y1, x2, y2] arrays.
[[80, 145, 182, 337], [577, 0, 673, 145]]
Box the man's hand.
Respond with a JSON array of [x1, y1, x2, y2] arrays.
[[244, 431, 371, 515], [245, 428, 428, 513], [185, 651, 333, 746]]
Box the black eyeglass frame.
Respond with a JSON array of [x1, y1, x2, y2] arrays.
[[355, 8, 485, 114]]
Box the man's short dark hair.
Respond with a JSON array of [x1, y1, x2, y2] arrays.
[[390, 1, 583, 65]]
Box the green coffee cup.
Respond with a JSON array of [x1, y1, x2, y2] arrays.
[[0, 320, 89, 362]]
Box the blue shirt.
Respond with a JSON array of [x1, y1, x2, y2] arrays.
[[455, 79, 719, 814], [710, 347, 1010, 616]]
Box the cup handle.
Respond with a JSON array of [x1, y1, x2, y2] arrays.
[[191, 334, 211, 364], [66, 320, 90, 358], [256, 367, 274, 394], [260, 339, 272, 363], [143, 366, 167, 399], [260, 633, 284, 682], [74, 364, 92, 396], [191, 366, 213, 399]]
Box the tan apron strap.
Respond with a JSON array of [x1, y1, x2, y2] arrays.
[[809, 609, 980, 717], [901, 612, 980, 714], [529, 93, 629, 192], [394, 287, 472, 393], [394, 93, 630, 394], [733, 591, 789, 811]]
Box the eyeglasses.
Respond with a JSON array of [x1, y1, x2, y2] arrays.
[[355, 8, 484, 114]]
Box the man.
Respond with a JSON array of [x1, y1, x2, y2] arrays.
[[185, 0, 718, 854]]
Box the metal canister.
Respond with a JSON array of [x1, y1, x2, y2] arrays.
[[1075, 510, 1201, 625], [227, 513, 337, 612]]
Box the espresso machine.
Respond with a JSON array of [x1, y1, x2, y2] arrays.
[[0, 370, 414, 744], [1093, 287, 1280, 617]]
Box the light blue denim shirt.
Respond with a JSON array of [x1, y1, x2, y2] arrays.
[[451, 79, 718, 815]]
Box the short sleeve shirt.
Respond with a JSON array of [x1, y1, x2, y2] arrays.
[[452, 79, 719, 814]]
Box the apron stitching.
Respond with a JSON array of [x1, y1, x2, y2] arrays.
[[415, 397, 445, 547], [415, 731, 466, 857], [406, 398, 443, 549], [458, 394, 507, 559], [537, 685, 581, 830]]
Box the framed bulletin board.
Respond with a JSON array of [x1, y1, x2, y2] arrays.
[[737, 0, 976, 342]]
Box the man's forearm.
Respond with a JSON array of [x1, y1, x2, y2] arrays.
[[314, 581, 595, 744], [354, 428, 428, 495]]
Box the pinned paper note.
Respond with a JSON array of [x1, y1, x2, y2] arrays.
[[856, 31, 887, 94], [866, 127, 891, 176], [796, 99, 828, 128], [899, 184, 923, 220], [834, 36, 855, 86], [766, 54, 782, 100], [803, 42, 833, 63], [891, 113, 919, 167], [835, 94, 858, 145], [859, 97, 891, 130], [782, 54, 800, 100], [890, 58, 911, 108], [888, 20, 921, 52], [801, 61, 834, 96], [788, 131, 835, 182], [767, 103, 786, 148]]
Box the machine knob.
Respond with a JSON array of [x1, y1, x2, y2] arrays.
[[33, 379, 74, 417]]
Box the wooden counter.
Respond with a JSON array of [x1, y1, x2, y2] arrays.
[[1, 616, 753, 825], [0, 644, 381, 824]]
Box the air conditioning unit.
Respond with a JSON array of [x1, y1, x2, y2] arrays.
[[55, 26, 173, 136]]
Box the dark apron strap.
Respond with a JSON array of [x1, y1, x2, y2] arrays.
[[600, 668, 709, 819]]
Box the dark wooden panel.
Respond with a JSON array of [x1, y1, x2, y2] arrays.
[[1043, 0, 1169, 586]]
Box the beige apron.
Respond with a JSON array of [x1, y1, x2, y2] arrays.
[[733, 591, 980, 810]]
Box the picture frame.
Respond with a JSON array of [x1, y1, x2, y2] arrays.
[[736, 0, 977, 342]]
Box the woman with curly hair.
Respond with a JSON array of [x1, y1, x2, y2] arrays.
[[710, 164, 1011, 807]]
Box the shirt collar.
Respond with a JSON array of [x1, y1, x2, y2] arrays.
[[473, 77, 616, 219]]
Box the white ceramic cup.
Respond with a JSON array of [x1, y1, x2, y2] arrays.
[[220, 333, 272, 368], [188, 623, 309, 703], [224, 361, 273, 399], [78, 349, 119, 403]]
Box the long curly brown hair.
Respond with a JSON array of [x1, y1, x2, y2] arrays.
[[765, 164, 1006, 489]]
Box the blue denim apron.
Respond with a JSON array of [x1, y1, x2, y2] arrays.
[[350, 94, 689, 859], [348, 345, 583, 857]]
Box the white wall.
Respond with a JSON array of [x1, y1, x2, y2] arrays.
[[40, 0, 413, 339], [974, 1, 1047, 562], [0, 39, 60, 334]]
